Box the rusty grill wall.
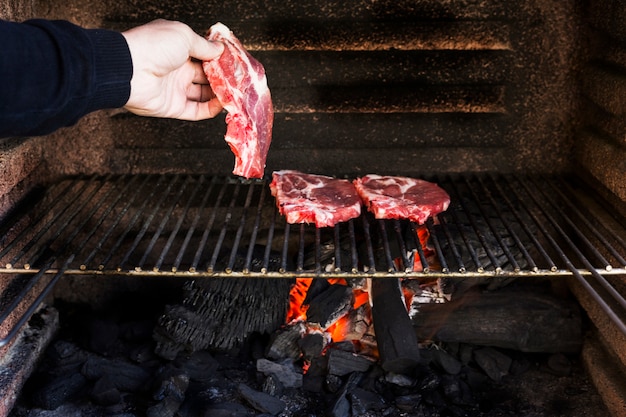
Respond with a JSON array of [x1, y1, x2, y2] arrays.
[[0, 0, 626, 410]]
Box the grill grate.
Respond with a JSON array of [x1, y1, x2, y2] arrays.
[[0, 173, 625, 344]]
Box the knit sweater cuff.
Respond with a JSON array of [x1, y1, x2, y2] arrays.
[[84, 28, 133, 113]]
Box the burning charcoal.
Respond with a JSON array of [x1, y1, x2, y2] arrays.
[[256, 358, 303, 388], [265, 321, 305, 360], [327, 348, 375, 377], [237, 383, 286, 416], [81, 355, 151, 392], [306, 284, 354, 329], [473, 347, 512, 382]]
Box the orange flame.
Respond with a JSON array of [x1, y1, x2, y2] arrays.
[[286, 278, 312, 323]]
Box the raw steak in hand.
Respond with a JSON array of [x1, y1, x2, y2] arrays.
[[354, 174, 450, 224], [203, 22, 273, 179], [270, 170, 362, 228]]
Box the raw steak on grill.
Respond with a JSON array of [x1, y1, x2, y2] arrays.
[[203, 22, 273, 179], [270, 170, 362, 228], [353, 175, 450, 224]]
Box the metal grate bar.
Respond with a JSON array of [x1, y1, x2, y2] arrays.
[[0, 173, 625, 346]]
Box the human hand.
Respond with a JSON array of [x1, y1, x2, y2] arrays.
[[122, 19, 224, 120]]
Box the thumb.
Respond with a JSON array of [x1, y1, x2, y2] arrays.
[[189, 35, 224, 61]]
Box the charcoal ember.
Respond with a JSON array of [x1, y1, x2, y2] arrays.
[[265, 321, 305, 360], [153, 279, 290, 357], [237, 383, 286, 416], [306, 284, 354, 329], [473, 347, 512, 382], [303, 279, 330, 305], [81, 355, 151, 392], [326, 348, 375, 377], [256, 358, 303, 388]]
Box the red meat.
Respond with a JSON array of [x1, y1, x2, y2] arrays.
[[203, 23, 273, 179], [270, 170, 362, 228], [354, 175, 450, 224]]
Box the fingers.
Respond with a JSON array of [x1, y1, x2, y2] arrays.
[[186, 83, 217, 102], [179, 98, 224, 121], [191, 60, 209, 85]]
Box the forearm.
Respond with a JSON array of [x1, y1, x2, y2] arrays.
[[0, 19, 132, 137]]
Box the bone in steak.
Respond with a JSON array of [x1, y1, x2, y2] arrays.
[[270, 170, 362, 228], [203, 22, 273, 179], [354, 174, 450, 224]]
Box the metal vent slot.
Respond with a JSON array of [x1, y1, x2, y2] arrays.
[[0, 173, 624, 346]]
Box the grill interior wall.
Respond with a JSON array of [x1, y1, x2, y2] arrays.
[[1, 0, 595, 183], [1, 2, 626, 415]]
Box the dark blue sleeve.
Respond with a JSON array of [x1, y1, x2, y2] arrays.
[[0, 19, 133, 137]]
